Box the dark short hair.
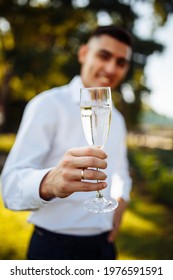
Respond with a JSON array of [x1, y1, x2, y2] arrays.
[[89, 25, 133, 48]]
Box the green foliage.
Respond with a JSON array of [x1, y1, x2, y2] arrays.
[[128, 147, 173, 207], [151, 168, 173, 205], [118, 193, 173, 260]]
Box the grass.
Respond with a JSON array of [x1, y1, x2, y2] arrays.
[[117, 191, 173, 260], [0, 193, 33, 260]]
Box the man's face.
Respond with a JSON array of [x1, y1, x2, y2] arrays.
[[78, 35, 132, 89]]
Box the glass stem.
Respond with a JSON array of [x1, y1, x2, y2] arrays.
[[96, 190, 103, 198], [96, 167, 103, 198]]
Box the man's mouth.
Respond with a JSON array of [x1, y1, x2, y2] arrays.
[[98, 75, 112, 85]]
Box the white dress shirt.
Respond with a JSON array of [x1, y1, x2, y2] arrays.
[[1, 76, 132, 235]]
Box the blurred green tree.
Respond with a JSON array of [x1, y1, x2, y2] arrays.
[[0, 0, 172, 131]]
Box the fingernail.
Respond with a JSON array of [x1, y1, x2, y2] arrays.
[[103, 182, 107, 188]]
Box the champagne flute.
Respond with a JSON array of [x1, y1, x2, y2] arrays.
[[80, 87, 118, 213]]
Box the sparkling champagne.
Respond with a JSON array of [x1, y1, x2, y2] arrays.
[[80, 105, 111, 148]]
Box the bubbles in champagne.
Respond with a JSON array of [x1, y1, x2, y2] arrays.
[[80, 105, 111, 147]]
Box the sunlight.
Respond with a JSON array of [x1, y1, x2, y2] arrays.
[[16, 0, 28, 5], [121, 83, 135, 103], [72, 0, 89, 8], [29, 0, 50, 7], [97, 11, 113, 25], [0, 18, 10, 34]]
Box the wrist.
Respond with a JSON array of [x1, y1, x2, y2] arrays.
[[39, 170, 55, 201]]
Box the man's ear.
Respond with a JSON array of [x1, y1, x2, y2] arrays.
[[78, 44, 88, 64]]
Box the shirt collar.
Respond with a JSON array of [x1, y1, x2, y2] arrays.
[[69, 75, 84, 104]]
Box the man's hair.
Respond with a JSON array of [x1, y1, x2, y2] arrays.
[[89, 25, 133, 48]]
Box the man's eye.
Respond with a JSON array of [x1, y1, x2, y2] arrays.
[[98, 52, 110, 60], [117, 59, 129, 67]]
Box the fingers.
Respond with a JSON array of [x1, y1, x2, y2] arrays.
[[82, 168, 107, 181], [74, 156, 107, 170], [66, 168, 107, 181], [69, 146, 107, 159], [50, 147, 109, 199], [64, 180, 107, 194], [64, 147, 108, 170]]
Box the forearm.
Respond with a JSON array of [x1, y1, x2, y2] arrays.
[[108, 197, 128, 242]]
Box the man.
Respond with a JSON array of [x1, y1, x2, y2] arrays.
[[1, 25, 132, 260]]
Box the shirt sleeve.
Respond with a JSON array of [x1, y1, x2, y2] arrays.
[[1, 93, 57, 210], [110, 113, 132, 201]]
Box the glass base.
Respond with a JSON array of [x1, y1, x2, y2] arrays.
[[82, 195, 118, 213]]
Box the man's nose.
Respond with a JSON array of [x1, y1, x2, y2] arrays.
[[105, 60, 117, 74]]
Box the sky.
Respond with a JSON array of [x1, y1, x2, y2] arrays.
[[133, 2, 173, 118], [144, 16, 173, 118]]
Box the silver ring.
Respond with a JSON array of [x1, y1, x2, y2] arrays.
[[81, 169, 84, 180]]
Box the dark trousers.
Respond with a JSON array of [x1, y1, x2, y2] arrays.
[[27, 226, 116, 260]]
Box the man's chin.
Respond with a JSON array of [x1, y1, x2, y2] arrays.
[[95, 78, 116, 88], [94, 80, 112, 88]]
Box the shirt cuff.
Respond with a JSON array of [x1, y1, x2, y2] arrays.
[[21, 168, 53, 209], [110, 175, 132, 202]]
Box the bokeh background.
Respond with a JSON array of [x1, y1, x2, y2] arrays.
[[0, 0, 173, 260]]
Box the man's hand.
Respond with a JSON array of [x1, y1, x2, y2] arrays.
[[39, 146, 108, 200], [108, 198, 128, 242]]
